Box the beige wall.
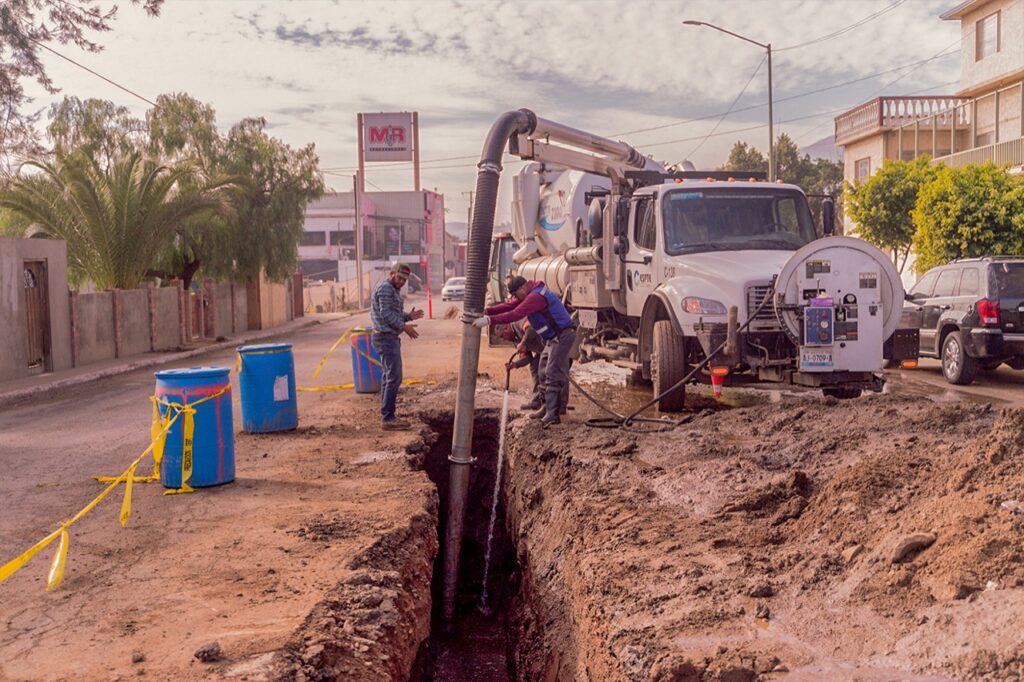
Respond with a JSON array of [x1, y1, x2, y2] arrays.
[[958, 0, 1024, 92]]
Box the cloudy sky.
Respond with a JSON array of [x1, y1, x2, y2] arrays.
[[25, 0, 963, 222]]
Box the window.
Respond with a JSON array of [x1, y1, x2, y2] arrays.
[[854, 158, 871, 181], [299, 231, 326, 247], [329, 230, 354, 246], [634, 197, 657, 251], [911, 270, 939, 298], [976, 11, 1000, 61], [662, 188, 816, 256], [959, 268, 980, 297], [934, 269, 960, 297]]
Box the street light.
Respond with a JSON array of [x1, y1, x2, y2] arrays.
[[683, 20, 774, 181]]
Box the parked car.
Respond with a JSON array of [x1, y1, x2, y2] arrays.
[[441, 276, 466, 301], [902, 257, 1024, 385]]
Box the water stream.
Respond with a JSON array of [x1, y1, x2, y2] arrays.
[[478, 389, 509, 614]]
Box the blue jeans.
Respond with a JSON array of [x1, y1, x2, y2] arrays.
[[371, 333, 402, 422]]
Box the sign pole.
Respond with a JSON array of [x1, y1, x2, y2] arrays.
[[354, 172, 365, 309], [413, 111, 421, 192]]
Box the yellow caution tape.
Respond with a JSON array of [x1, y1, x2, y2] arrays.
[[47, 529, 69, 591], [297, 379, 435, 392], [1, 384, 230, 589], [312, 329, 353, 379]]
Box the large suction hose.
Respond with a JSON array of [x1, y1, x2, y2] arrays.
[[443, 109, 537, 627]]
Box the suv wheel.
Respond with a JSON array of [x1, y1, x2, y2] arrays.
[[941, 331, 978, 385], [651, 320, 687, 412]]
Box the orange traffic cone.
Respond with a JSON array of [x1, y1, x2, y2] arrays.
[[711, 373, 724, 398]]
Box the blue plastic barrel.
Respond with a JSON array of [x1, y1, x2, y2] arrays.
[[237, 343, 298, 433], [350, 327, 383, 393], [154, 367, 234, 488]]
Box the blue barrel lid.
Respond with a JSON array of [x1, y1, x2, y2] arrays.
[[236, 343, 293, 353], [155, 366, 230, 379]]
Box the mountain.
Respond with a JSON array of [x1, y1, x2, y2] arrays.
[[800, 135, 842, 162]]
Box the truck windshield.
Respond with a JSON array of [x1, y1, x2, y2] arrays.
[[662, 188, 816, 255]]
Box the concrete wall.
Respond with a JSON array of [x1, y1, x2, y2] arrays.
[[150, 287, 181, 351], [74, 292, 116, 366], [232, 283, 248, 334], [258, 272, 291, 329], [115, 289, 151, 358], [212, 283, 233, 338], [0, 237, 73, 382]]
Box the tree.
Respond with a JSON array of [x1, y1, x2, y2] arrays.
[[721, 134, 844, 232], [844, 157, 938, 273], [721, 141, 766, 174], [0, 0, 163, 175], [211, 117, 324, 283], [47, 96, 144, 166], [0, 150, 226, 289], [912, 163, 1024, 273]]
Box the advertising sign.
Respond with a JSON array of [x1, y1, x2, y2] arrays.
[[362, 112, 414, 162]]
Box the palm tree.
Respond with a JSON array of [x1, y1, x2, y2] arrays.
[[0, 150, 229, 290]]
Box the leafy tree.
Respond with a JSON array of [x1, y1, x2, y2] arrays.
[[212, 117, 325, 283], [721, 141, 766, 174], [721, 134, 844, 232], [0, 0, 163, 175], [844, 157, 938, 273], [47, 96, 144, 166], [145, 93, 232, 288], [0, 150, 226, 289], [912, 163, 1024, 273]]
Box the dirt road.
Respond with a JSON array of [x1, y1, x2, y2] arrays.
[[3, 298, 1024, 681]]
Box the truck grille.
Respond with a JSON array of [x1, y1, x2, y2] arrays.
[[746, 285, 777, 324]]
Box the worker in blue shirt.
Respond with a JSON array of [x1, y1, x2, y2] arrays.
[[370, 262, 423, 430]]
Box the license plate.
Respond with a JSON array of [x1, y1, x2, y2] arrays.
[[800, 347, 833, 369]]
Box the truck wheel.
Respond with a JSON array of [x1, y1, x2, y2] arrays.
[[941, 330, 978, 385], [651, 320, 687, 412], [822, 387, 862, 399]]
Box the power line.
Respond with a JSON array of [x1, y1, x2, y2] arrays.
[[322, 49, 960, 174], [774, 0, 907, 52], [31, 38, 156, 106], [684, 53, 766, 161]]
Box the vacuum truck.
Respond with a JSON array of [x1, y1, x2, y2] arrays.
[[485, 111, 917, 410]]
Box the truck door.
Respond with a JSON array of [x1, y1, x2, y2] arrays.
[[625, 194, 659, 316]]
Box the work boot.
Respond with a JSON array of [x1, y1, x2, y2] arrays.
[[520, 398, 543, 410], [529, 407, 546, 420], [541, 415, 561, 429], [381, 418, 412, 431]]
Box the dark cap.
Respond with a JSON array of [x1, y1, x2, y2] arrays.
[[507, 275, 528, 294], [390, 262, 411, 279]]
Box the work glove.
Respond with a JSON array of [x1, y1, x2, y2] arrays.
[[472, 315, 490, 329]]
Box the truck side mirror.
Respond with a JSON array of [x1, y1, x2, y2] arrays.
[[821, 197, 836, 237]]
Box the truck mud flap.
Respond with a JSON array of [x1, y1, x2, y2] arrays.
[[884, 328, 919, 362]]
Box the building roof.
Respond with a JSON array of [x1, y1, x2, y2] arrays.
[[940, 0, 992, 20]]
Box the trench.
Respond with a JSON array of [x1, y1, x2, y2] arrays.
[[411, 409, 524, 681]]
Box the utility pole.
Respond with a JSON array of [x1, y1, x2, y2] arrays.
[[461, 190, 474, 241], [353, 172, 365, 309]]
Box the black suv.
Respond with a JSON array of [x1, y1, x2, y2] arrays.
[[902, 257, 1024, 385]]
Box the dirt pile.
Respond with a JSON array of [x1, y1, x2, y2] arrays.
[[502, 392, 1024, 680]]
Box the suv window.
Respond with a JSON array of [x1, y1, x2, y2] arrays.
[[989, 262, 1024, 296], [911, 270, 939, 298], [934, 269, 960, 297], [959, 268, 980, 297]]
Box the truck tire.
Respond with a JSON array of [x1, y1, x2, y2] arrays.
[[941, 330, 978, 385], [651, 320, 687, 412], [822, 386, 862, 399]]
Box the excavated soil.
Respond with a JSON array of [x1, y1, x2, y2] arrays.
[[501, 390, 1024, 681]]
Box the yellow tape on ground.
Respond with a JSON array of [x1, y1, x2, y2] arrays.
[[297, 379, 436, 393], [1, 384, 228, 589]]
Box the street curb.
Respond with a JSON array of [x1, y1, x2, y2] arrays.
[[0, 316, 335, 409]]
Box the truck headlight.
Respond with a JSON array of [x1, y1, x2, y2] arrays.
[[682, 297, 727, 315]]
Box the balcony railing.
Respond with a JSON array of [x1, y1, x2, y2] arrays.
[[934, 136, 1024, 169], [835, 96, 969, 145]]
